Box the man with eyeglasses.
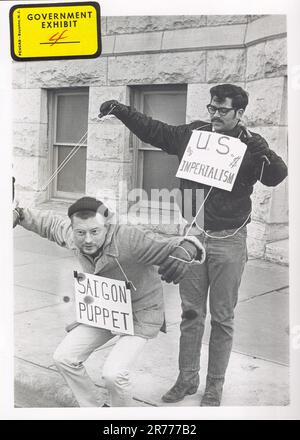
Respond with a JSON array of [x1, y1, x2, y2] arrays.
[[13, 196, 205, 407], [99, 84, 287, 406]]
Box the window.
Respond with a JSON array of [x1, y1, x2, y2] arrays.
[[130, 85, 187, 223], [49, 89, 89, 200]]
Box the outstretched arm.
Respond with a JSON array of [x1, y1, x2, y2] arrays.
[[99, 100, 193, 156], [13, 207, 74, 249], [120, 225, 205, 284]]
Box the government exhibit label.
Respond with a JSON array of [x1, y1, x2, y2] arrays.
[[74, 272, 134, 335], [176, 130, 247, 192], [10, 2, 101, 61]]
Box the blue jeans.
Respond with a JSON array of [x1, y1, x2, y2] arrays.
[[178, 226, 247, 381]]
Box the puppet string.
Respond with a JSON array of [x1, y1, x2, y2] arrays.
[[40, 132, 88, 192], [39, 106, 117, 193]]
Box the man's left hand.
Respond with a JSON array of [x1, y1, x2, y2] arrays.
[[158, 240, 199, 284], [246, 136, 270, 161]]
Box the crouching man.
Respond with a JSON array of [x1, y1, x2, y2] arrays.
[[13, 196, 205, 407]]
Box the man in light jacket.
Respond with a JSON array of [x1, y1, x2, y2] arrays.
[[13, 196, 205, 407]]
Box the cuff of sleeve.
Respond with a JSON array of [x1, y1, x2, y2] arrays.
[[181, 236, 206, 264], [15, 207, 25, 222], [115, 104, 130, 119]]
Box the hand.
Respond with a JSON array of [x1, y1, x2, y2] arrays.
[[158, 240, 198, 284], [13, 209, 19, 228], [98, 100, 124, 118], [237, 121, 252, 140], [246, 136, 270, 161]]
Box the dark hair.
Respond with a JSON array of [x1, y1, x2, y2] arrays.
[[71, 210, 97, 221], [68, 196, 109, 219], [209, 84, 249, 110]]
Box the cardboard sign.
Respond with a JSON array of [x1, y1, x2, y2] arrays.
[[176, 130, 247, 192], [10, 2, 101, 61], [74, 272, 134, 335]]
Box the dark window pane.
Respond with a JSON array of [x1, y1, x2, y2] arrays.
[[56, 145, 86, 193], [56, 94, 89, 144], [143, 93, 186, 125], [142, 150, 179, 196], [141, 91, 186, 196]]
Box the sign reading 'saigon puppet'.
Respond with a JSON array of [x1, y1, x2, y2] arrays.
[[10, 2, 101, 61], [176, 130, 247, 192], [74, 272, 134, 335]]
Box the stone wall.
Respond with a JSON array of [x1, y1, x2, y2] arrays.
[[12, 14, 288, 257]]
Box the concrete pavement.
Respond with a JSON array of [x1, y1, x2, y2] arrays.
[[14, 226, 289, 407]]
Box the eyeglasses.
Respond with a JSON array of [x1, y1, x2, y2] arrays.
[[206, 104, 235, 116]]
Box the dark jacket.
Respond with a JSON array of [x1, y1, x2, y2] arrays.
[[116, 106, 288, 231]]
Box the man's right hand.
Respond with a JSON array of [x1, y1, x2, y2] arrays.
[[13, 209, 19, 228], [98, 100, 125, 118]]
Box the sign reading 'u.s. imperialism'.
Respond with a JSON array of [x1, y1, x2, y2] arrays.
[[176, 130, 247, 192]]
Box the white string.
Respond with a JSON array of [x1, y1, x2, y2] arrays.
[[183, 187, 213, 238], [195, 123, 212, 130], [184, 158, 266, 240], [169, 255, 195, 264], [39, 105, 117, 193], [41, 135, 87, 190], [182, 126, 267, 240], [40, 132, 88, 192], [114, 258, 137, 291]]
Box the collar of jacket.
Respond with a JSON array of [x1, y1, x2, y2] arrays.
[[217, 124, 247, 142], [195, 120, 248, 142], [102, 222, 119, 258]]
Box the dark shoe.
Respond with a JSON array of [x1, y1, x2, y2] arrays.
[[162, 376, 199, 403], [200, 377, 224, 407], [102, 403, 110, 407]]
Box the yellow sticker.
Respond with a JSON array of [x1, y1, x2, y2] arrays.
[[10, 2, 101, 61]]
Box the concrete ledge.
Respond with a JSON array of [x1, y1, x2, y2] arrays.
[[162, 24, 246, 51], [15, 357, 78, 407], [245, 15, 286, 46], [114, 32, 163, 54], [265, 239, 289, 266], [101, 35, 115, 55], [99, 16, 286, 57], [105, 16, 207, 35], [207, 15, 249, 26]]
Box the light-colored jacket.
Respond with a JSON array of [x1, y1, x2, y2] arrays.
[[19, 208, 201, 338]]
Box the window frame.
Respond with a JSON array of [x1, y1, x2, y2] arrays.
[[130, 84, 187, 191], [48, 87, 89, 201]]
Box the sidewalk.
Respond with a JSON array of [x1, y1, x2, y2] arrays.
[[14, 227, 289, 407]]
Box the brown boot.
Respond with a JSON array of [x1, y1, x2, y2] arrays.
[[162, 374, 199, 403], [200, 377, 224, 406]]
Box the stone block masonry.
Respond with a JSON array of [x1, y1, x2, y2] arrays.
[[12, 15, 288, 259]]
